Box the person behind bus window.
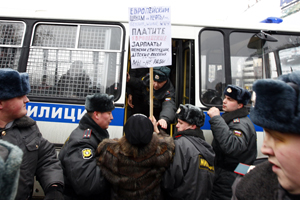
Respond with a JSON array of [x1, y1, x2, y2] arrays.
[[207, 85, 257, 200], [232, 71, 300, 200], [126, 66, 176, 131], [161, 104, 215, 200], [0, 68, 64, 200], [57, 60, 91, 97], [59, 93, 114, 200], [96, 113, 175, 200]]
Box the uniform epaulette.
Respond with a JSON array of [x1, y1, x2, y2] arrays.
[[82, 129, 92, 139]]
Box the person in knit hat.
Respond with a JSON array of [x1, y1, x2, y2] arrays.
[[0, 68, 64, 200], [232, 71, 300, 200], [161, 104, 215, 200], [59, 93, 115, 200], [126, 66, 176, 132], [96, 114, 174, 200], [208, 85, 257, 200]]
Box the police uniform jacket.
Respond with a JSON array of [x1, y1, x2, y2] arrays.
[[59, 113, 110, 200], [209, 107, 257, 200], [128, 74, 176, 124], [97, 131, 175, 200], [0, 116, 64, 199], [232, 161, 300, 200], [162, 129, 215, 200]]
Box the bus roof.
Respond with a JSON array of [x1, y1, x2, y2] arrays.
[[0, 0, 298, 32]]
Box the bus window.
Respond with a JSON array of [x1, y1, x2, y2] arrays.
[[27, 23, 123, 102], [200, 30, 225, 105], [230, 32, 264, 92], [0, 21, 24, 69], [280, 46, 300, 74]]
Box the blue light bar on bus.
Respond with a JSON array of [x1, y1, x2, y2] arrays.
[[260, 17, 283, 24]]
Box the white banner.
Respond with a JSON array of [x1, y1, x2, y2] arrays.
[[128, 6, 171, 69]]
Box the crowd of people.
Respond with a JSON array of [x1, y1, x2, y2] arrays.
[[1, 66, 300, 200]]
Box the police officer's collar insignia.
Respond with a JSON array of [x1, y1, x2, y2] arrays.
[[83, 129, 92, 139], [155, 75, 160, 80], [176, 107, 181, 114], [227, 88, 232, 93], [233, 118, 240, 123], [82, 148, 93, 159]]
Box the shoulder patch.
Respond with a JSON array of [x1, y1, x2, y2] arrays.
[[82, 148, 93, 159], [165, 97, 171, 101], [233, 130, 242, 137], [198, 155, 214, 173], [233, 118, 240, 123], [83, 129, 92, 139]]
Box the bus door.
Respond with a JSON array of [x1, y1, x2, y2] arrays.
[[170, 39, 195, 136]]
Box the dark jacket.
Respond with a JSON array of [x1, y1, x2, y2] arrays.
[[209, 107, 257, 200], [97, 132, 175, 200], [59, 113, 110, 200], [0, 116, 64, 200], [162, 129, 215, 200], [127, 73, 176, 124], [232, 161, 300, 200]]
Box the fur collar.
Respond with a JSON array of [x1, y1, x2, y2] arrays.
[[13, 116, 36, 128], [173, 128, 205, 140], [235, 161, 278, 199], [222, 107, 249, 124]]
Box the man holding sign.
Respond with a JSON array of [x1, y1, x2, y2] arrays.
[[127, 66, 176, 130], [128, 6, 174, 130]]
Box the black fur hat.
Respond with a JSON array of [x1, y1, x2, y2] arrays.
[[85, 93, 115, 112], [176, 104, 205, 127], [124, 114, 154, 146], [224, 85, 251, 105], [250, 71, 300, 134], [153, 66, 170, 82], [0, 68, 31, 100]]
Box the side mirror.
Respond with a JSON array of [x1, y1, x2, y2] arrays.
[[248, 31, 278, 49]]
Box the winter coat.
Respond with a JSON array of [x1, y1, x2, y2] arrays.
[[209, 107, 257, 200], [0, 116, 64, 200], [127, 73, 176, 124], [232, 161, 300, 200], [59, 113, 110, 200], [0, 140, 23, 200], [97, 132, 175, 200], [162, 129, 215, 200]]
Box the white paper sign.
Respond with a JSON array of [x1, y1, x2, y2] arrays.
[[128, 7, 171, 69]]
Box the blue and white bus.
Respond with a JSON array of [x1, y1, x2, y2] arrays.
[[1, 2, 300, 196]]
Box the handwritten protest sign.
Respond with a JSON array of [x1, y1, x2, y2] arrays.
[[128, 7, 171, 69]]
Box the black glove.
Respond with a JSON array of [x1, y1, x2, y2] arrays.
[[44, 184, 64, 200]]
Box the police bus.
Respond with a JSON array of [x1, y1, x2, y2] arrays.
[[1, 2, 299, 197]]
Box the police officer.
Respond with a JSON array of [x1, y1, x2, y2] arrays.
[[59, 93, 114, 200], [162, 104, 215, 200], [0, 68, 64, 200], [208, 85, 257, 200], [127, 66, 176, 130]]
